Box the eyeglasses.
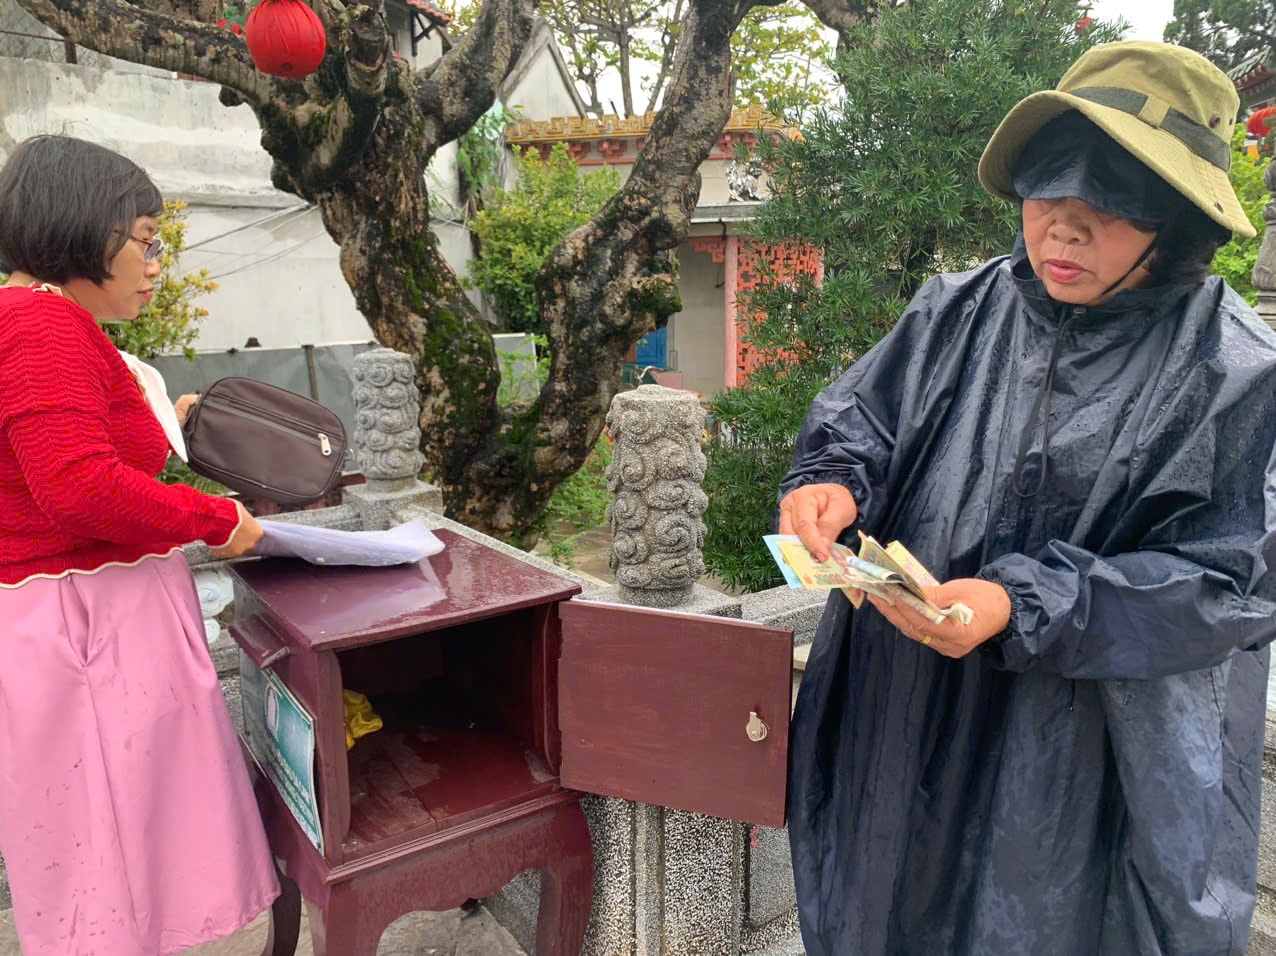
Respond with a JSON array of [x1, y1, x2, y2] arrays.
[[129, 234, 165, 262]]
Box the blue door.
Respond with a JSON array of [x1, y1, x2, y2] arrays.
[[635, 326, 667, 367]]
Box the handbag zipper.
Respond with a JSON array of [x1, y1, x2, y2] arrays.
[[199, 396, 333, 454], [201, 390, 335, 438]]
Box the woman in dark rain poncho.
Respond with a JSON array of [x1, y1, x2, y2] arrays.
[[780, 41, 1276, 956]]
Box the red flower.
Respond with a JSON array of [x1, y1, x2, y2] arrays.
[[1074, 16, 1094, 33]]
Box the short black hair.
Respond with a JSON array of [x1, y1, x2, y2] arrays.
[[0, 135, 162, 285], [1144, 204, 1232, 287]]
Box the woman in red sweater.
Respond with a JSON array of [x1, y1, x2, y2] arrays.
[[0, 135, 279, 953]]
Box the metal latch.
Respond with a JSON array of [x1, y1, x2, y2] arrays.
[[746, 711, 769, 743], [319, 433, 332, 456]]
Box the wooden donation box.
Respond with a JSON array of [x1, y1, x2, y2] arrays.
[[230, 529, 792, 956]]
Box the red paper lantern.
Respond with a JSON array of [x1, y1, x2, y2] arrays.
[[244, 0, 326, 79], [1248, 105, 1276, 138]]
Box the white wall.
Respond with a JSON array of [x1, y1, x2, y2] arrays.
[[502, 30, 585, 121], [385, 3, 446, 73], [0, 57, 482, 349], [178, 204, 373, 350], [668, 241, 726, 398], [0, 58, 280, 205]]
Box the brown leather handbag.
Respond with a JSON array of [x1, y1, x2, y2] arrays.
[[182, 377, 347, 505]]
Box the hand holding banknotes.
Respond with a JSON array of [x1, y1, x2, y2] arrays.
[[778, 483, 857, 562], [868, 579, 1011, 658], [764, 530, 976, 627]]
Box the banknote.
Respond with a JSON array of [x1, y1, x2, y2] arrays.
[[763, 533, 973, 625], [763, 535, 884, 590], [856, 533, 973, 624]]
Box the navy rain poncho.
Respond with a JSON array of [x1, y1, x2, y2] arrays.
[[784, 239, 1276, 955]]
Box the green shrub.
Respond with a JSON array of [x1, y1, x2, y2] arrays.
[[456, 101, 521, 217], [496, 333, 550, 405], [1212, 125, 1270, 306], [467, 144, 621, 332], [532, 433, 613, 568]]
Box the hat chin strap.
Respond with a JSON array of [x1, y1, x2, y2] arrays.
[[1096, 214, 1171, 300]]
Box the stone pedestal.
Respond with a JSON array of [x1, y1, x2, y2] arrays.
[[596, 385, 759, 955], [484, 382, 814, 955]]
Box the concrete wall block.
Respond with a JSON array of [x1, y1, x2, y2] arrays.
[[482, 870, 541, 954], [1260, 773, 1276, 891], [738, 589, 828, 647], [745, 824, 796, 929], [584, 796, 639, 956], [1252, 885, 1276, 955], [660, 809, 743, 956]]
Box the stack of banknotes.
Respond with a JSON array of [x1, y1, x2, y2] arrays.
[[764, 531, 973, 626]]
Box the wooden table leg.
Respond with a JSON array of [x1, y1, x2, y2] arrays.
[[260, 867, 302, 956], [306, 889, 385, 956], [534, 801, 594, 956]]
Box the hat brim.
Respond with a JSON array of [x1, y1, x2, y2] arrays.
[[978, 90, 1256, 238]]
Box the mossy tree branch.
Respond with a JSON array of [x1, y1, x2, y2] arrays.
[[414, 0, 537, 157], [16, 0, 281, 104]]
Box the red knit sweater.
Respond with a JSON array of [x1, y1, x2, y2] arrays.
[[0, 286, 240, 587]]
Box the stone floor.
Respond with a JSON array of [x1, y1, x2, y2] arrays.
[[0, 904, 528, 955]]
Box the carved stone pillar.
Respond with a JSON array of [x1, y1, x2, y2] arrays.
[[1254, 161, 1276, 330], [606, 384, 710, 608], [350, 347, 425, 485], [591, 384, 745, 956], [344, 347, 443, 527]]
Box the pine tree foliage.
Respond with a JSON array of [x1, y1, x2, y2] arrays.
[[1164, 0, 1275, 69]]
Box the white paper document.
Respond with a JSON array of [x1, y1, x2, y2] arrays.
[[254, 517, 445, 567]]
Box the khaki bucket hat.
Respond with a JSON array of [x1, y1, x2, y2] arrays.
[[979, 40, 1255, 238]]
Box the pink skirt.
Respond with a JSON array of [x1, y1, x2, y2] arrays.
[[0, 551, 279, 955]]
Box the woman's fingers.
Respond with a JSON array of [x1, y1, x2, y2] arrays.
[[173, 392, 200, 425], [778, 484, 858, 562], [867, 594, 939, 646], [868, 578, 1011, 659], [792, 496, 831, 560]]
